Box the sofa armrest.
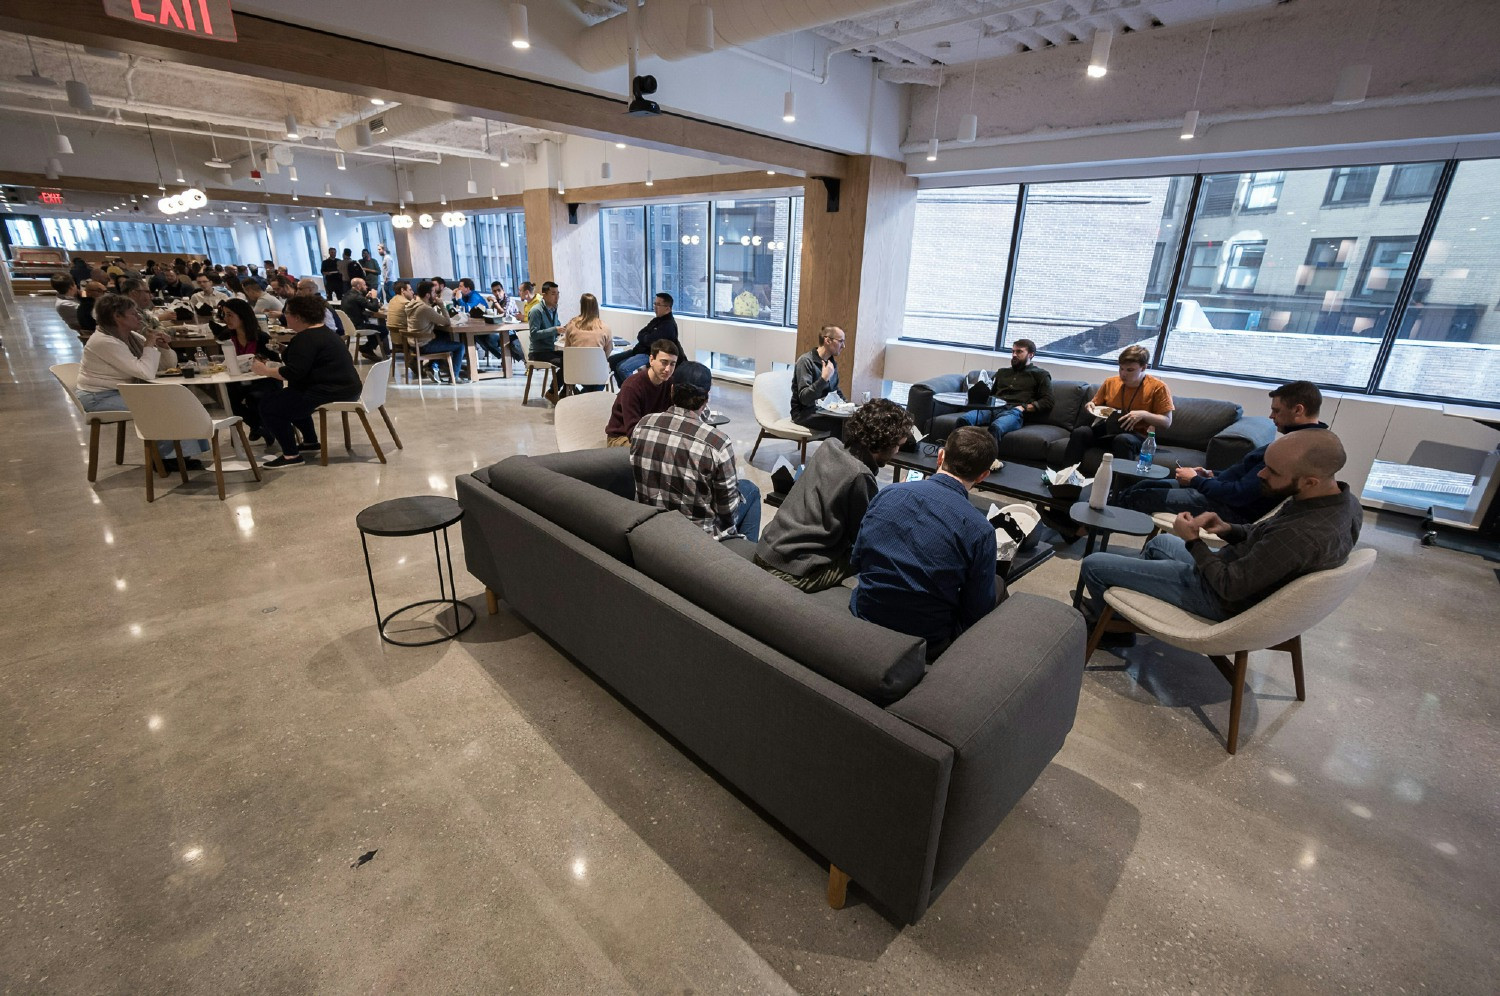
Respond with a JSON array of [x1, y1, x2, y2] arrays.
[[456, 472, 509, 599], [1206, 415, 1276, 470], [887, 593, 1084, 901], [907, 373, 967, 436]]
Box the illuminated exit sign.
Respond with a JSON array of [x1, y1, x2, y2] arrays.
[[102, 0, 238, 42], [39, 191, 64, 205]]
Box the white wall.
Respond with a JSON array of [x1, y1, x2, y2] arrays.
[[882, 339, 1499, 506], [600, 305, 796, 382]]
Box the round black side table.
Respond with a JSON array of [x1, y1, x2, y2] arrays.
[[356, 495, 476, 646], [1068, 500, 1156, 609]]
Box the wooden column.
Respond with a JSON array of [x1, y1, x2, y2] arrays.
[[796, 157, 918, 400], [523, 188, 603, 305]]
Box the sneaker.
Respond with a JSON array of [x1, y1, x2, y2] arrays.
[[248, 429, 262, 442], [298, 441, 323, 453], [263, 454, 305, 468]]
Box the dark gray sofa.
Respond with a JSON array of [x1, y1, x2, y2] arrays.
[[909, 371, 1275, 473], [457, 447, 1084, 924]]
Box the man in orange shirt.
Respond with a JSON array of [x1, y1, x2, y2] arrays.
[[1061, 344, 1174, 471]]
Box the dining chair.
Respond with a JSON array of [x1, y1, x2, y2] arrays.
[[331, 308, 363, 361], [51, 362, 133, 482], [520, 332, 556, 404], [314, 362, 403, 465], [117, 383, 261, 501], [553, 391, 616, 452], [561, 346, 612, 397]]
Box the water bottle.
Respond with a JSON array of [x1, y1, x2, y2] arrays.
[[1137, 429, 1157, 474], [193, 346, 209, 373], [1090, 453, 1113, 510]]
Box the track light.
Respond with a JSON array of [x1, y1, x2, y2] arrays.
[[335, 152, 347, 170], [782, 90, 796, 123], [1087, 29, 1112, 78], [1180, 109, 1200, 140], [65, 79, 93, 113], [510, 3, 530, 49], [926, 138, 938, 162], [284, 113, 300, 140], [687, 2, 714, 53]]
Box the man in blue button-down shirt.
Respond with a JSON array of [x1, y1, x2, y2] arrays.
[[850, 427, 1001, 657]]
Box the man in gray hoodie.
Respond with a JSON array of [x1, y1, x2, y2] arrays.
[[754, 399, 914, 592]]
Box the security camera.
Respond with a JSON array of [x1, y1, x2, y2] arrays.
[[628, 75, 659, 116]]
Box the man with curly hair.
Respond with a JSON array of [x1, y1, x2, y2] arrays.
[[754, 399, 914, 593]]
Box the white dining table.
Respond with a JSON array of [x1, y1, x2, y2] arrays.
[[158, 369, 269, 414]]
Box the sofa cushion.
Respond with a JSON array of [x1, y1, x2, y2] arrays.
[[486, 454, 661, 563], [628, 511, 927, 705], [1043, 380, 1092, 430], [995, 424, 1069, 465], [1150, 444, 1206, 473], [1160, 397, 1242, 450], [528, 447, 637, 498]]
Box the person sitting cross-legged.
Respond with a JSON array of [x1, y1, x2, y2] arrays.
[[953, 337, 1053, 448], [605, 339, 679, 447], [630, 361, 761, 541], [755, 399, 914, 593], [1117, 379, 1328, 525], [1077, 428, 1361, 644], [850, 426, 1003, 660]]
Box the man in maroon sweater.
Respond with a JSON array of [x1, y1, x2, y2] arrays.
[[606, 340, 681, 446]]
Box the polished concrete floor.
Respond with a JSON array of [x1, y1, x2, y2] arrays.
[[2, 298, 1497, 994]]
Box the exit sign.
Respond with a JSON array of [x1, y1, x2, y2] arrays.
[[102, 0, 237, 42], [38, 191, 64, 205]]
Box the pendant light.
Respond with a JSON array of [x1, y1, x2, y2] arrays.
[[16, 37, 57, 87], [390, 154, 413, 228], [288, 166, 299, 183], [510, 4, 530, 49], [64, 46, 93, 112], [1332, 0, 1379, 105], [925, 70, 944, 162], [782, 89, 796, 123], [50, 114, 72, 156], [44, 157, 60, 180], [1181, 2, 1219, 140], [601, 161, 612, 180], [284, 113, 300, 141], [958, 24, 982, 143], [335, 152, 347, 171], [466, 157, 478, 195], [687, 2, 714, 53], [1087, 29, 1113, 78], [145, 115, 167, 191]]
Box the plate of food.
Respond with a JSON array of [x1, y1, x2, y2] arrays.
[[161, 367, 183, 377], [1085, 403, 1118, 420]]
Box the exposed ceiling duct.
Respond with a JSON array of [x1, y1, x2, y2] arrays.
[[335, 104, 454, 152], [575, 0, 912, 72]]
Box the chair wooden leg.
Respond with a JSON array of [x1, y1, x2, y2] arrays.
[[523, 366, 535, 403], [236, 422, 262, 481], [1226, 650, 1249, 755], [357, 409, 386, 463], [1085, 604, 1114, 659], [798, 438, 807, 464], [115, 421, 127, 465], [342, 412, 352, 451], [143, 441, 155, 502], [173, 441, 189, 484], [827, 864, 850, 910], [1284, 635, 1305, 701], [378, 405, 403, 449], [150, 445, 168, 478], [210, 432, 226, 500], [485, 587, 499, 615], [748, 428, 766, 462], [87, 421, 101, 482], [319, 410, 330, 466]]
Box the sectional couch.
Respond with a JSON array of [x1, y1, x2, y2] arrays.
[[456, 448, 1085, 924], [909, 373, 1276, 474]]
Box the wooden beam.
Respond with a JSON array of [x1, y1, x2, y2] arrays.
[[0, 170, 396, 213], [558, 170, 802, 205], [0, 2, 850, 180]]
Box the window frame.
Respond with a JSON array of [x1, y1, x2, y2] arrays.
[[1383, 162, 1443, 203], [1220, 240, 1268, 293], [1354, 235, 1419, 302], [1322, 166, 1379, 207], [1239, 172, 1285, 213]]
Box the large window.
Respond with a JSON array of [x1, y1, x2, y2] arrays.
[[1323, 167, 1379, 206], [902, 186, 1017, 348], [1378, 158, 1500, 404], [712, 198, 791, 325], [449, 210, 527, 291], [1240, 172, 1285, 212], [648, 202, 709, 316], [1006, 176, 1191, 358], [1161, 162, 1442, 388], [1384, 162, 1443, 202], [597, 195, 803, 329], [5, 218, 43, 247], [601, 207, 647, 310]]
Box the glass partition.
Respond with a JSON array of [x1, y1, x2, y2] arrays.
[[648, 202, 709, 316], [600, 206, 647, 310]]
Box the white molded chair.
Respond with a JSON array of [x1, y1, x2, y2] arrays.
[[51, 362, 133, 482], [331, 307, 362, 360], [748, 368, 817, 464], [520, 330, 556, 404], [561, 346, 612, 396], [315, 362, 403, 466], [1086, 547, 1377, 754], [553, 391, 617, 452], [117, 383, 261, 501]]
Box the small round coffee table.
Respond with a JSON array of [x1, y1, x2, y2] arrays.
[[1068, 501, 1156, 610], [356, 495, 476, 646]]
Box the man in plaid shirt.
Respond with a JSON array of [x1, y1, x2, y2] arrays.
[[630, 361, 762, 540]]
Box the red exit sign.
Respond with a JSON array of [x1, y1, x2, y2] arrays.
[[102, 0, 238, 42], [38, 191, 64, 205]]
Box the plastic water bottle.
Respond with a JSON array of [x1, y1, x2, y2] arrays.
[[1137, 429, 1157, 473], [193, 346, 209, 373]]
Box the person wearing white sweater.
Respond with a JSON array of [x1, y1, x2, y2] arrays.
[[75, 293, 207, 469]]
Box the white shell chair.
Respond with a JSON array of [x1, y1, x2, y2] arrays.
[[560, 346, 613, 396], [1086, 548, 1377, 754], [51, 362, 133, 482], [314, 361, 403, 465], [553, 391, 617, 452], [748, 368, 817, 464], [117, 383, 261, 501]]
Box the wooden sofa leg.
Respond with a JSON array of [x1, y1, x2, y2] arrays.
[[827, 864, 850, 910], [485, 587, 499, 615]]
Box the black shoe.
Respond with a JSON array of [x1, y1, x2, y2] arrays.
[[248, 429, 262, 442], [263, 454, 305, 468], [359, 348, 380, 361], [298, 441, 322, 453]]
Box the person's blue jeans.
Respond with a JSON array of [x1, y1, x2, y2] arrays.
[[1117, 479, 1215, 516], [956, 406, 1025, 446], [612, 352, 648, 383], [77, 388, 206, 461], [1078, 534, 1228, 622], [419, 338, 467, 378], [734, 479, 762, 541]]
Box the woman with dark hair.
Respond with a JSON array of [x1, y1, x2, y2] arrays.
[[251, 294, 362, 467], [214, 298, 275, 438], [75, 293, 207, 470], [223, 271, 248, 300], [754, 398, 915, 592]]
